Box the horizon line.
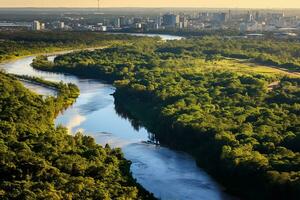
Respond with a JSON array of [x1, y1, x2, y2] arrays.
[[0, 7, 299, 10]]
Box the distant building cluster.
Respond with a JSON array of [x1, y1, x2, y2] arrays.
[[67, 10, 300, 36], [31, 20, 66, 31], [0, 10, 300, 37], [0, 20, 68, 31]]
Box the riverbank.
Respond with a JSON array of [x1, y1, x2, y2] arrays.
[[108, 29, 239, 37], [0, 71, 158, 199], [30, 42, 300, 200], [2, 54, 229, 200], [0, 32, 237, 200], [0, 35, 161, 199], [30, 56, 253, 199], [31, 53, 247, 199], [112, 89, 250, 199], [0, 45, 109, 65], [0, 66, 157, 200], [0, 30, 151, 64]]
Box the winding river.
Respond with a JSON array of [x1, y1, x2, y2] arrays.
[[0, 34, 231, 200]]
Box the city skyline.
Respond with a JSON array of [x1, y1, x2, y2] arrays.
[[1, 0, 300, 9]]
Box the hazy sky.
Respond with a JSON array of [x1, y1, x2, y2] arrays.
[[0, 0, 300, 8]]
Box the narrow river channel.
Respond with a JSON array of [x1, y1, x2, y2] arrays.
[[0, 34, 231, 200]]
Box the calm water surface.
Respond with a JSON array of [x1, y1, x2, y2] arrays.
[[21, 81, 57, 96], [0, 34, 230, 200], [120, 33, 184, 40]]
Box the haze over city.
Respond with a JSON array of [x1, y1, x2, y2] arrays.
[[1, 0, 300, 8]]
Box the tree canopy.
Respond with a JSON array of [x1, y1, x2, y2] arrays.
[[0, 72, 154, 199], [32, 37, 300, 199]]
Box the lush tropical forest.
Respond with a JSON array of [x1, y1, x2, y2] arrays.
[[32, 36, 300, 199], [0, 71, 155, 199]]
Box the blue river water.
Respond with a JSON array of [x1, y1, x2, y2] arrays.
[[0, 34, 233, 200]]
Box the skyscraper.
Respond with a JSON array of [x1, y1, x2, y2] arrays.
[[162, 14, 179, 28], [247, 11, 254, 22], [32, 20, 41, 31], [179, 15, 188, 28], [58, 21, 65, 29]]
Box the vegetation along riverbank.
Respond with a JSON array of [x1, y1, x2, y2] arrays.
[[0, 31, 156, 199], [31, 36, 300, 199]]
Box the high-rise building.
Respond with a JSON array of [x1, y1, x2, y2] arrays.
[[135, 23, 142, 29], [212, 13, 228, 23], [255, 11, 260, 21], [156, 16, 162, 27], [58, 21, 65, 29], [119, 16, 126, 27], [219, 13, 228, 23], [247, 11, 254, 22], [162, 14, 179, 28], [179, 16, 188, 28], [32, 20, 41, 31], [199, 12, 209, 21], [115, 18, 121, 28], [51, 21, 65, 30], [41, 23, 45, 30], [228, 10, 232, 21]]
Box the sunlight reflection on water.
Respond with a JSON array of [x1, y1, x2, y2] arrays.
[[0, 41, 232, 200]]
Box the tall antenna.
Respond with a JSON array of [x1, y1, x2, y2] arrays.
[[97, 0, 100, 11]]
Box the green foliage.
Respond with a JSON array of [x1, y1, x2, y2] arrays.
[[0, 31, 152, 62], [38, 39, 300, 199], [160, 36, 300, 72], [0, 72, 154, 200]]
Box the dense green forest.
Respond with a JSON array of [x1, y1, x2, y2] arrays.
[[166, 37, 300, 72], [32, 37, 300, 199], [0, 72, 154, 199], [0, 31, 141, 62], [31, 35, 300, 73]]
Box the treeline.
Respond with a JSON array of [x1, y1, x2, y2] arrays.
[[0, 72, 154, 199], [12, 74, 80, 115], [32, 35, 300, 73], [157, 36, 300, 72], [33, 41, 300, 199], [0, 31, 152, 62]]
